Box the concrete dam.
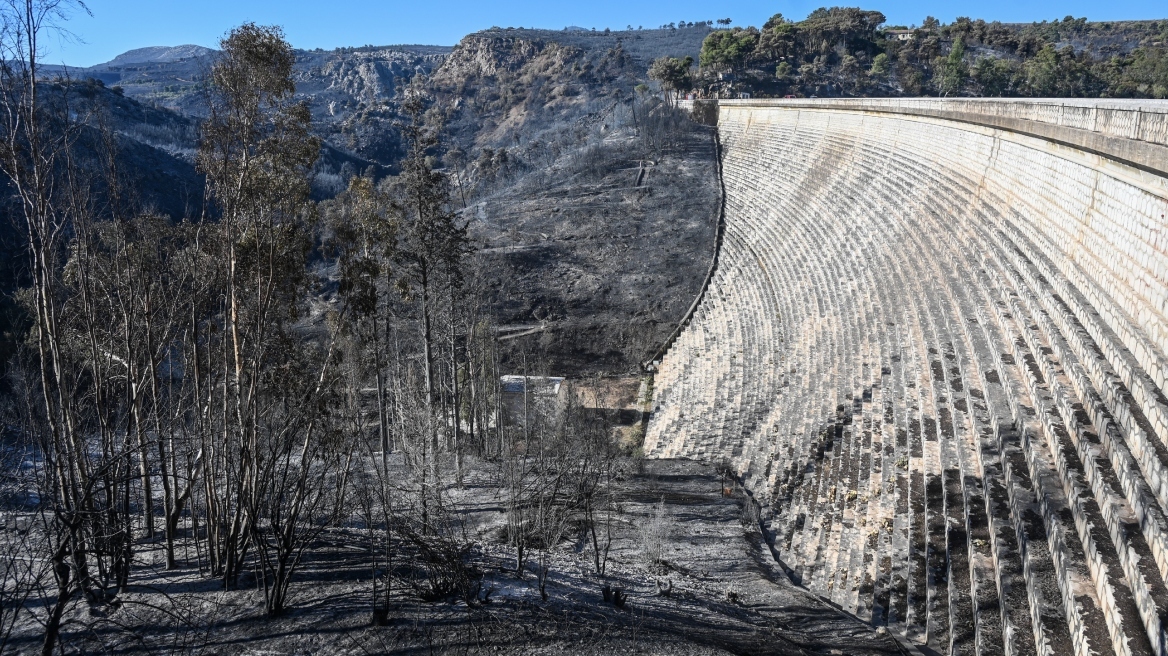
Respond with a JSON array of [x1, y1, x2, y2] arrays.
[[648, 98, 1168, 656]]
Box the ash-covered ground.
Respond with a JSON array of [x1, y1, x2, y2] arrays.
[[470, 122, 719, 375], [6, 459, 901, 655]]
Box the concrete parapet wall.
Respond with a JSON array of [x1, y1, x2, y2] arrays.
[[727, 98, 1168, 177], [650, 98, 1168, 655]]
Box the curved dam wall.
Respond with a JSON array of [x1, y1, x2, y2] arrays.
[[646, 99, 1168, 656]]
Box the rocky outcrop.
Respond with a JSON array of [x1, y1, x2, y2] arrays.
[[647, 98, 1168, 656], [296, 49, 445, 105], [428, 31, 638, 147], [431, 35, 577, 81]]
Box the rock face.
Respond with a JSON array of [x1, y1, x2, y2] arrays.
[[432, 35, 569, 81], [646, 98, 1168, 655], [84, 45, 448, 165]]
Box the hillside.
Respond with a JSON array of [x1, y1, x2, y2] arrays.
[[467, 24, 712, 67], [426, 29, 718, 373], [693, 11, 1168, 98], [74, 27, 710, 165], [0, 79, 206, 370], [22, 27, 722, 376], [71, 44, 449, 165]]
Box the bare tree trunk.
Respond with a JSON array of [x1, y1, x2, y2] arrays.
[[449, 293, 462, 485], [373, 314, 390, 471], [420, 267, 437, 532], [41, 536, 73, 656]]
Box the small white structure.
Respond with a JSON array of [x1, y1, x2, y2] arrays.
[[500, 375, 563, 396], [500, 375, 566, 426]]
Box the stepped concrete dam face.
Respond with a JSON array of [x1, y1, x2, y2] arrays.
[[648, 98, 1168, 656]]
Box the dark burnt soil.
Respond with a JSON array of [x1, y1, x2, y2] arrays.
[[473, 129, 719, 376], [7, 459, 901, 655]]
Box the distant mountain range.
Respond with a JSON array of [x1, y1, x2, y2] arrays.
[[35, 27, 709, 169], [100, 44, 217, 67], [27, 26, 711, 182]]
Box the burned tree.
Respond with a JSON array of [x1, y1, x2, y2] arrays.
[[194, 22, 322, 593], [390, 91, 470, 529]]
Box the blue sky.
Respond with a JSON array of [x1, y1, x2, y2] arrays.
[[46, 0, 1168, 67]]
